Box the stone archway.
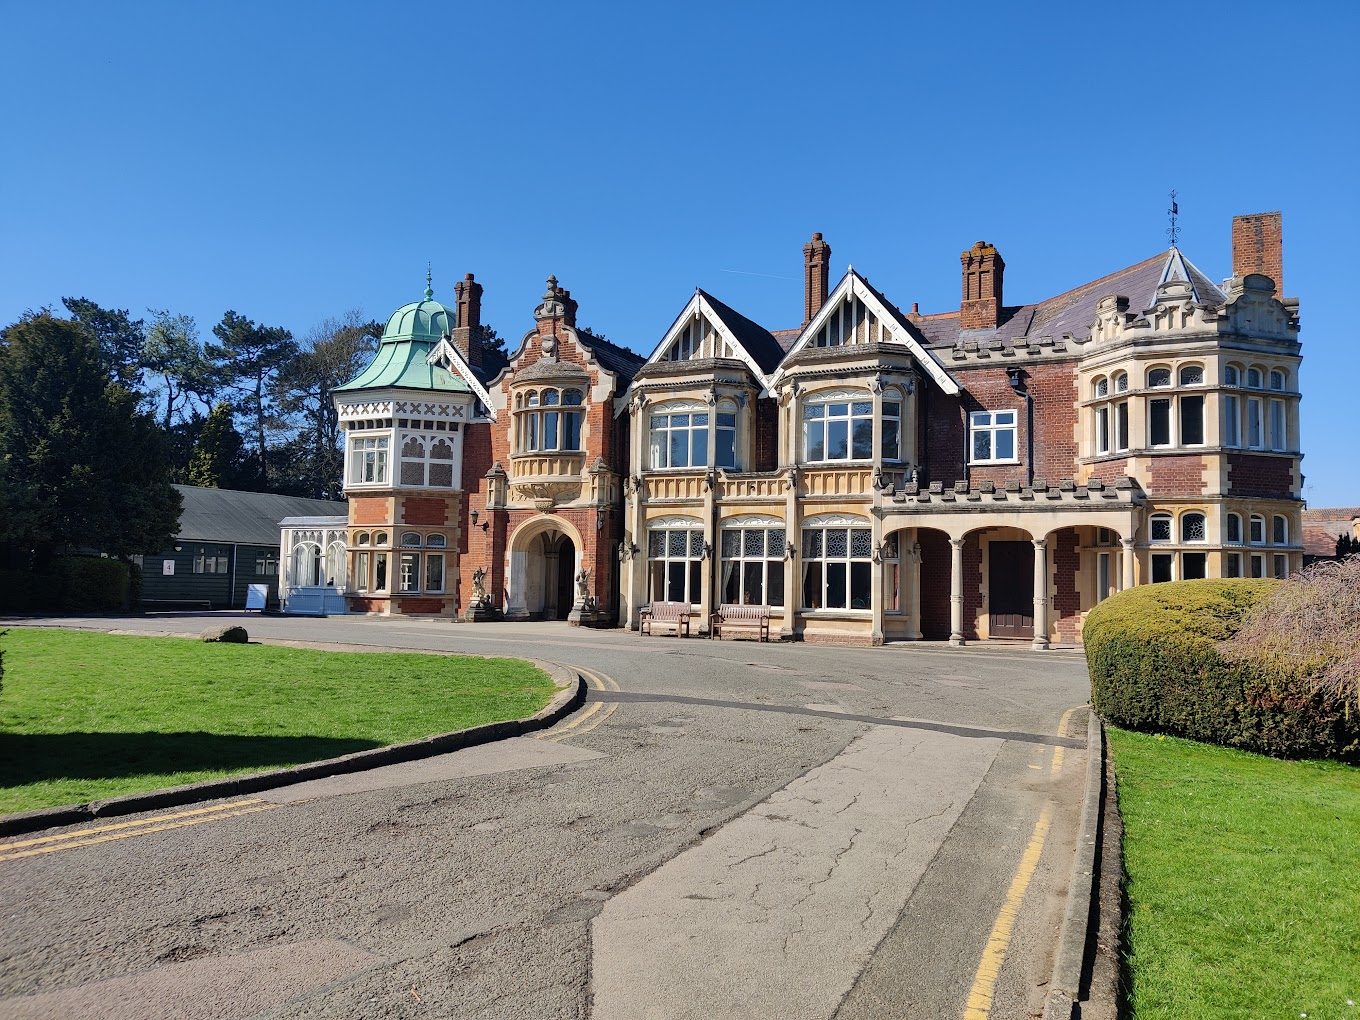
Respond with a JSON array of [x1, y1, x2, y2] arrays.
[[504, 514, 585, 621]]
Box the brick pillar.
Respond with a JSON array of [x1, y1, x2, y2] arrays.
[[803, 232, 831, 327], [1232, 212, 1283, 295], [960, 241, 1005, 330]]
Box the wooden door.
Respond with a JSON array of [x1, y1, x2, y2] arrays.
[[988, 541, 1034, 639]]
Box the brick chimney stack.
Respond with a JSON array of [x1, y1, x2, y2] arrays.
[[1232, 212, 1283, 296], [452, 272, 483, 369], [803, 232, 831, 327], [960, 241, 1005, 331]]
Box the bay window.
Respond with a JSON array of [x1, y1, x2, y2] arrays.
[[719, 521, 786, 607], [349, 435, 389, 485], [804, 395, 873, 462], [399, 435, 455, 487], [802, 518, 872, 611], [648, 521, 704, 604], [517, 388, 584, 453], [651, 408, 709, 468]]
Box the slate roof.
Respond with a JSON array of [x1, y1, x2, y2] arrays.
[[912, 249, 1228, 352], [698, 290, 788, 375], [770, 328, 801, 353], [574, 329, 646, 383], [173, 485, 346, 546]]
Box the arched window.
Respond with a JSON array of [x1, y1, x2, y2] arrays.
[[426, 534, 447, 548], [1094, 376, 1109, 398], [1179, 365, 1204, 386], [804, 390, 873, 462], [1272, 515, 1288, 545], [1181, 512, 1206, 543], [291, 541, 322, 587], [802, 515, 872, 610], [326, 539, 346, 588], [1249, 515, 1266, 545], [1247, 367, 1264, 389], [400, 532, 421, 547], [356, 532, 370, 546], [400, 435, 426, 485], [1149, 513, 1172, 542], [647, 518, 705, 604], [1147, 367, 1172, 388], [1269, 369, 1286, 391], [374, 531, 389, 546], [1224, 364, 1240, 386], [1114, 372, 1129, 392], [1226, 513, 1243, 544]]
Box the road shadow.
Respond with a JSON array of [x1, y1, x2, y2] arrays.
[[0, 732, 382, 787]]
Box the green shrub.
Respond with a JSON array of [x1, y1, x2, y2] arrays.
[[1086, 579, 1360, 761], [55, 556, 129, 612]]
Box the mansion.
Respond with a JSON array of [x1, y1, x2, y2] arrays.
[[280, 212, 1302, 646]]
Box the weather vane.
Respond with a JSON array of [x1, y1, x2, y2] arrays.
[[1166, 190, 1180, 247]]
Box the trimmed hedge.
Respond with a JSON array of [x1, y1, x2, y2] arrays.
[[1086, 579, 1360, 761], [0, 557, 130, 613]]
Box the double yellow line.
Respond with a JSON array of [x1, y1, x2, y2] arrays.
[[538, 668, 620, 742], [961, 704, 1083, 1019], [0, 799, 279, 863]]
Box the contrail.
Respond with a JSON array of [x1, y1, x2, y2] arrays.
[[719, 269, 795, 281]]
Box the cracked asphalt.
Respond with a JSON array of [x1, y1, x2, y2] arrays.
[[0, 614, 1091, 1019]]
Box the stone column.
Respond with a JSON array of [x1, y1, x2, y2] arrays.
[[1121, 537, 1137, 591], [1031, 536, 1049, 650], [782, 468, 800, 640], [949, 536, 966, 647], [870, 518, 884, 647]]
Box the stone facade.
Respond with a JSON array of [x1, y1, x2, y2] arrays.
[[330, 211, 1302, 647]]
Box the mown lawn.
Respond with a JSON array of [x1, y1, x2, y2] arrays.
[[0, 628, 557, 813], [1111, 727, 1360, 1019]]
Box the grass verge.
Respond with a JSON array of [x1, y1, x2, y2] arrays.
[[0, 628, 557, 814], [1110, 727, 1360, 1019]]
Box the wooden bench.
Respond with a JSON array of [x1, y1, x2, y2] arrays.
[[640, 601, 693, 637], [709, 604, 771, 642]]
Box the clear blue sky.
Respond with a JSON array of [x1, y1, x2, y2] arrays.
[[3, 2, 1356, 505]]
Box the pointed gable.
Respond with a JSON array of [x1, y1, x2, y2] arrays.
[[775, 271, 959, 394], [637, 290, 784, 384], [427, 337, 498, 420]]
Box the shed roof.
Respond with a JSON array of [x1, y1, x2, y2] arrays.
[[173, 485, 346, 546]]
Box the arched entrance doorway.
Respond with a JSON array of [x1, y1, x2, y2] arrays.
[[505, 515, 584, 621]]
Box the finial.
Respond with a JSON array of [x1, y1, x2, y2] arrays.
[[1166, 190, 1180, 248], [424, 263, 434, 300]]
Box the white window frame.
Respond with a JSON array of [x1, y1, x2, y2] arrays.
[[647, 519, 705, 605], [801, 516, 873, 612], [517, 388, 584, 454], [1269, 399, 1286, 452], [1272, 515, 1288, 545], [1224, 393, 1241, 448], [1226, 512, 1243, 545], [804, 391, 874, 463], [881, 391, 903, 463], [1150, 513, 1173, 543], [650, 404, 710, 470], [969, 409, 1018, 464], [348, 434, 389, 487], [1249, 515, 1266, 546], [719, 517, 786, 608]]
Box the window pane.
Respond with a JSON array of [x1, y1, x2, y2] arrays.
[[688, 561, 701, 604], [670, 430, 689, 467], [1248, 400, 1263, 447], [722, 530, 740, 557], [723, 559, 740, 604], [744, 530, 764, 556], [1270, 401, 1285, 451], [803, 404, 824, 419], [1096, 407, 1109, 453], [1149, 368, 1171, 387], [717, 412, 736, 427], [850, 529, 872, 558], [1226, 553, 1241, 578], [769, 529, 785, 554], [1116, 402, 1129, 450], [852, 401, 872, 416], [716, 428, 736, 469], [827, 563, 847, 608], [881, 417, 899, 460], [973, 429, 992, 461], [563, 412, 581, 450], [1182, 553, 1207, 580], [1181, 395, 1204, 445], [802, 561, 822, 609], [1151, 516, 1172, 542], [399, 552, 420, 592], [1273, 516, 1287, 544], [1182, 514, 1205, 542], [1152, 554, 1174, 583], [1150, 399, 1171, 446], [828, 420, 849, 459], [807, 421, 825, 461], [667, 561, 686, 602], [850, 562, 872, 609], [767, 563, 784, 607], [373, 553, 388, 591], [995, 411, 1016, 425], [649, 562, 665, 601], [425, 553, 444, 592], [668, 531, 687, 557], [804, 529, 822, 558], [649, 530, 665, 557], [1227, 515, 1242, 543], [852, 418, 872, 459], [690, 531, 706, 557], [826, 528, 848, 557], [995, 428, 1014, 460], [1180, 366, 1203, 386], [1251, 555, 1265, 579], [691, 429, 709, 467], [742, 561, 764, 605], [1224, 395, 1240, 447], [829, 403, 849, 417]]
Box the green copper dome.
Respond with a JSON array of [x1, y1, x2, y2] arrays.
[[333, 272, 471, 395], [380, 271, 457, 343]]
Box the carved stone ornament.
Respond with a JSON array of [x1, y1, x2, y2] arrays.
[[512, 480, 581, 511]]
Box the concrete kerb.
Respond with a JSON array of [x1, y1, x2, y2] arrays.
[[1042, 709, 1109, 1020], [0, 658, 586, 839]]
